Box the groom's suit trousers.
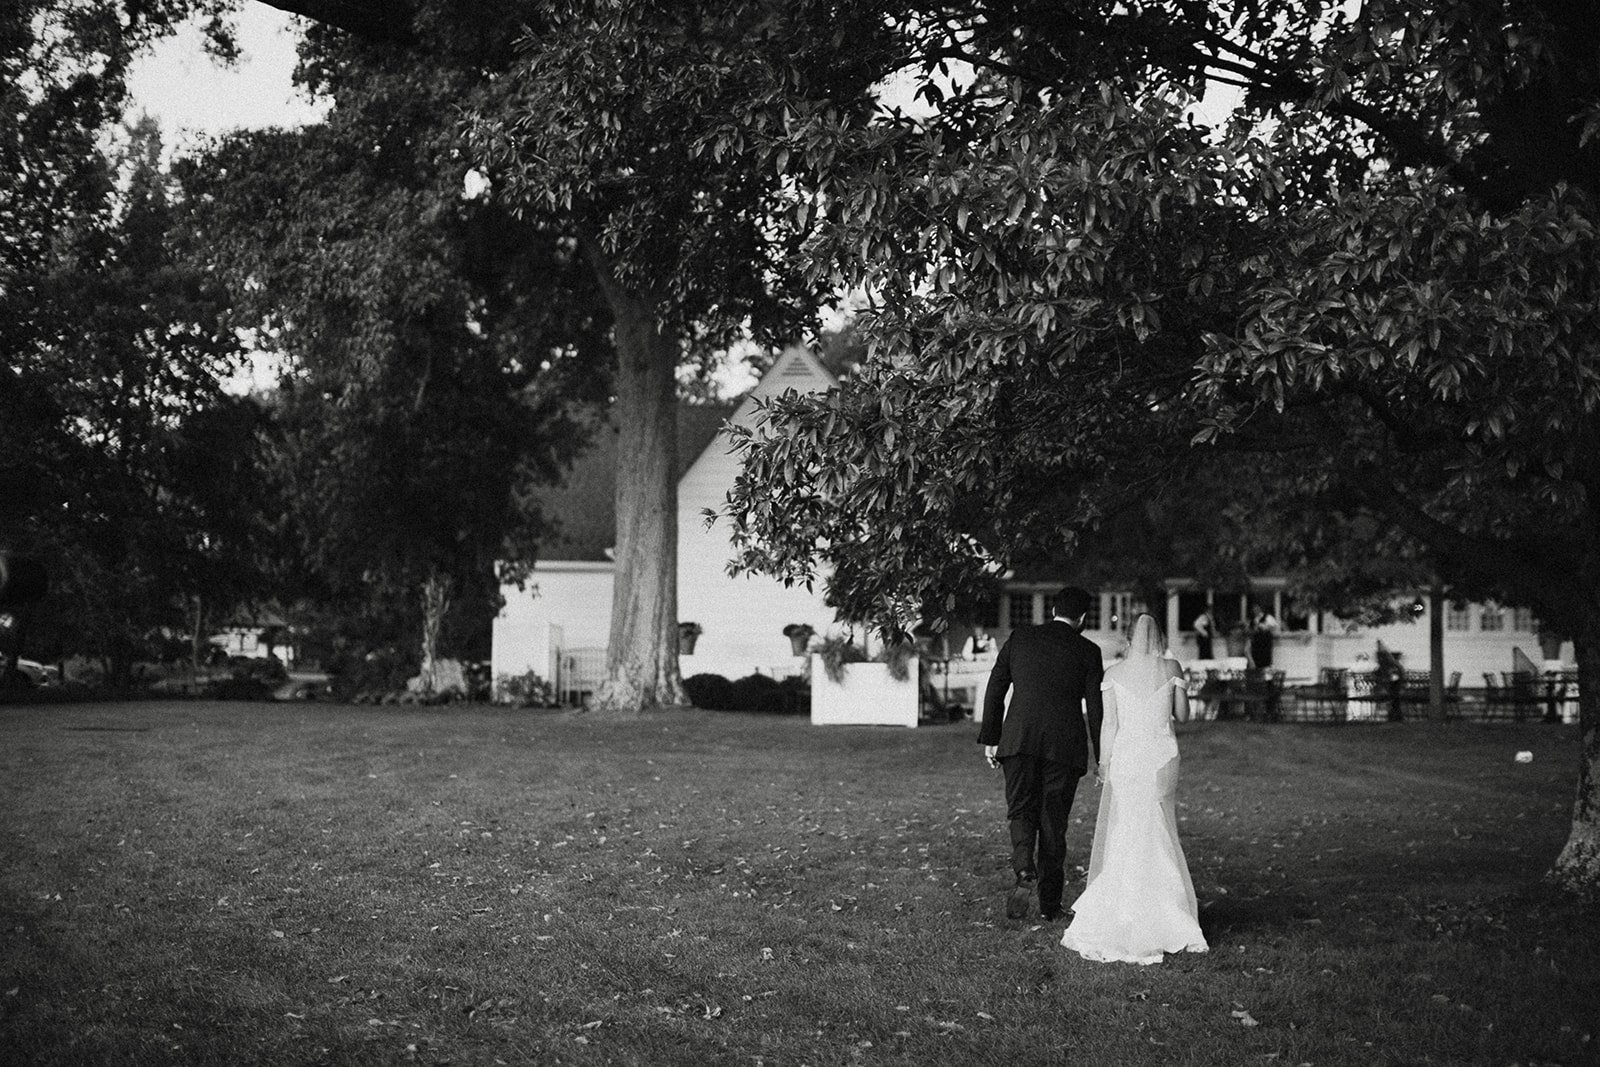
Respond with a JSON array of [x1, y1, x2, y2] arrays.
[[1000, 753, 1079, 912]]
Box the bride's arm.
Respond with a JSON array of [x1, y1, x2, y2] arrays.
[[1167, 665, 1192, 723], [1097, 682, 1118, 780]]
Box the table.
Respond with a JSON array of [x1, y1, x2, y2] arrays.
[[1186, 668, 1285, 721]]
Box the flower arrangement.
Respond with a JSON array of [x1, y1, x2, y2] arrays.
[[816, 634, 870, 684], [877, 641, 918, 683]]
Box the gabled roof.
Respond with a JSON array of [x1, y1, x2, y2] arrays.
[[534, 402, 735, 562], [534, 347, 838, 563], [733, 345, 837, 422]]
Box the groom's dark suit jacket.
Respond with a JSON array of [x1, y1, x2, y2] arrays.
[[977, 620, 1106, 773]]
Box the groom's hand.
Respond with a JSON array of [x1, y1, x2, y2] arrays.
[[984, 745, 999, 769]]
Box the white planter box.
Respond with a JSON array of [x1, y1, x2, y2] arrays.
[[811, 661, 919, 727]]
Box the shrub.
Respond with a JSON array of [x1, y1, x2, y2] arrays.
[[228, 655, 288, 685], [496, 670, 556, 708], [329, 647, 413, 703], [729, 673, 784, 713], [777, 674, 810, 714], [464, 661, 493, 702], [683, 673, 734, 710], [204, 675, 275, 701]]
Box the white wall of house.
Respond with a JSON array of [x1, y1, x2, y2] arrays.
[[491, 562, 615, 683], [675, 349, 837, 681], [493, 346, 840, 690], [993, 583, 1565, 683]]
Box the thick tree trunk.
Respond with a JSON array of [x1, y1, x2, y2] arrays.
[[1551, 626, 1600, 892], [584, 250, 685, 713]]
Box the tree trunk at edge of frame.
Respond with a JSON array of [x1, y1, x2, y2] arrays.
[[1550, 626, 1600, 894]]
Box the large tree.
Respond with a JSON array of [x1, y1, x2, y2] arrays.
[[186, 0, 881, 711], [721, 1, 1600, 890], [182, 21, 611, 693], [13, 0, 878, 710], [462, 0, 901, 710], [2, 103, 264, 684]]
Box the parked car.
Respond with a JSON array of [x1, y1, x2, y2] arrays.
[[13, 659, 59, 686]]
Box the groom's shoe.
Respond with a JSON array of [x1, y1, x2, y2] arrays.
[[1006, 875, 1037, 920]]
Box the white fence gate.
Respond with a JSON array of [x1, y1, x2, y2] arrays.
[[553, 646, 607, 707]]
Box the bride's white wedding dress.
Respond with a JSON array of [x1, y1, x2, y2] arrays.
[[1061, 673, 1208, 965]]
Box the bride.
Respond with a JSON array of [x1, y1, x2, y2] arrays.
[[1061, 613, 1208, 964]]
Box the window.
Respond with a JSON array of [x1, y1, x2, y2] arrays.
[[1512, 607, 1534, 632], [1177, 591, 1208, 630], [1008, 594, 1036, 631], [1106, 593, 1143, 632], [1446, 603, 1472, 631], [1212, 594, 1245, 634], [1480, 604, 1504, 632], [1082, 595, 1103, 631]]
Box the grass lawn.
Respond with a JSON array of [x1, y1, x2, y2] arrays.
[[1, 701, 1595, 1066]]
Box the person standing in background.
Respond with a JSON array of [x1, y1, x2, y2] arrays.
[[1249, 607, 1279, 668], [1191, 609, 1214, 661]]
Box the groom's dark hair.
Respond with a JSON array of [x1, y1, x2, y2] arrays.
[[1052, 586, 1093, 620]]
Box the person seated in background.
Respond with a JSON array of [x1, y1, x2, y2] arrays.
[[962, 625, 996, 659]]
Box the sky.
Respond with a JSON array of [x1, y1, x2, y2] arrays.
[[124, 6, 1238, 392], [128, 7, 1239, 147], [125, 5, 326, 153]]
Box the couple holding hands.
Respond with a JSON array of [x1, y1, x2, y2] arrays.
[[979, 586, 1208, 965]]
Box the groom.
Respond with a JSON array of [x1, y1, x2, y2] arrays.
[[978, 586, 1105, 921]]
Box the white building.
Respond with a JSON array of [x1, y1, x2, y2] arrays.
[[491, 347, 840, 701], [986, 578, 1568, 684], [494, 345, 1571, 706]]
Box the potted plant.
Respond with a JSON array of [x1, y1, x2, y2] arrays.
[[811, 634, 920, 727], [878, 641, 917, 682], [677, 622, 702, 655], [816, 634, 869, 683], [783, 623, 816, 656]]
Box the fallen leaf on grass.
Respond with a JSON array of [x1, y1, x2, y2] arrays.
[[1231, 1009, 1260, 1027]]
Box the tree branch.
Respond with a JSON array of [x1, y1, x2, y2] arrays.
[[249, 0, 417, 48], [1355, 470, 1582, 624], [986, 8, 1507, 210]]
